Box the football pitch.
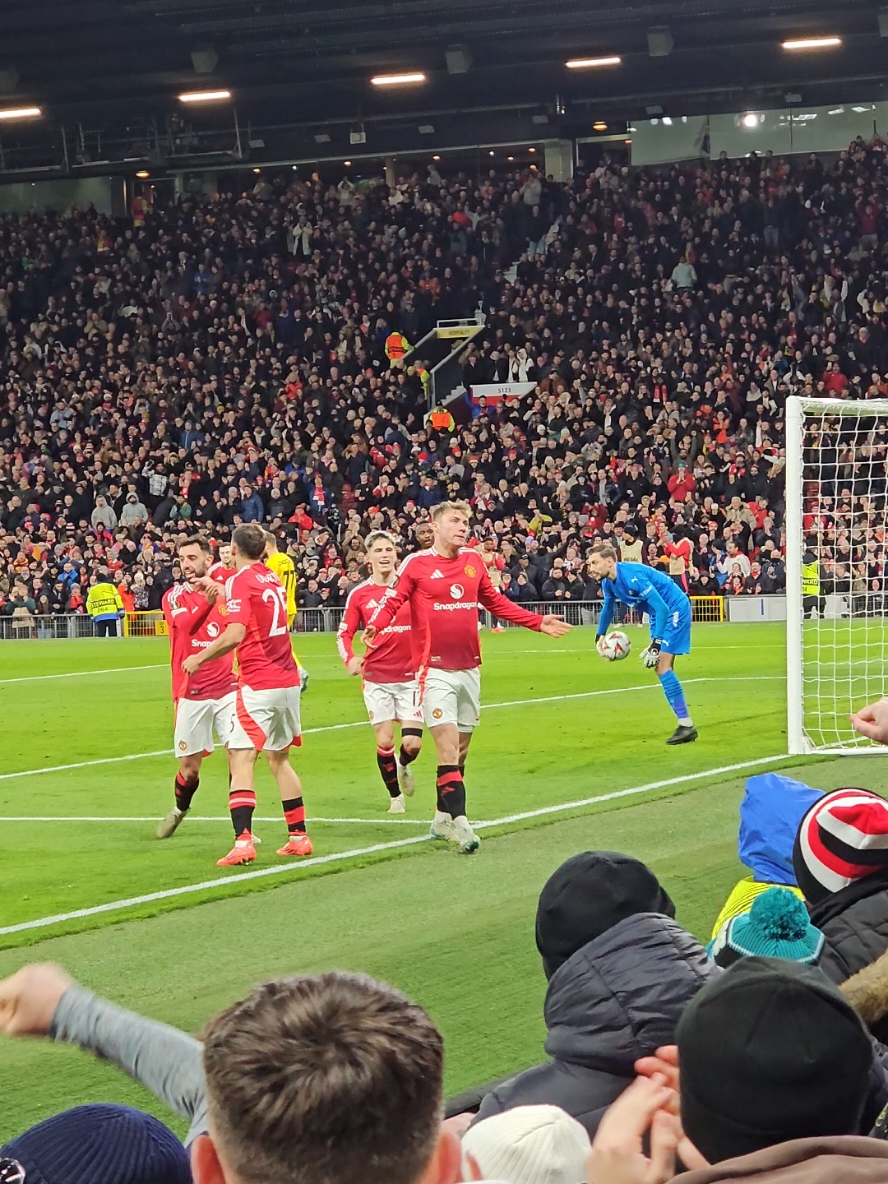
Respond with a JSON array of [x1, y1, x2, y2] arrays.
[[1, 621, 888, 1140]]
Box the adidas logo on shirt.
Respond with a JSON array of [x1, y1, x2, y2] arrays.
[[429, 569, 444, 579]]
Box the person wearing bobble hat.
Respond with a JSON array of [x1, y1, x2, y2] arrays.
[[707, 886, 825, 968], [793, 787, 888, 1039], [587, 958, 888, 1184]]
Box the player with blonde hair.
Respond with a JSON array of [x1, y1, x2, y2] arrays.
[[365, 501, 570, 853]]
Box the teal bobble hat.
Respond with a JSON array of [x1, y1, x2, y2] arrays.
[[707, 887, 825, 968]]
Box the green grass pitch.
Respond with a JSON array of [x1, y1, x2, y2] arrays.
[[1, 622, 887, 1140]]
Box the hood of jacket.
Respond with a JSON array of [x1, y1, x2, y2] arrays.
[[543, 912, 716, 1073], [673, 1136, 888, 1183]]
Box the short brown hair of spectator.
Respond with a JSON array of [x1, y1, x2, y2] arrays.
[[430, 499, 471, 522], [203, 971, 444, 1184], [232, 523, 267, 562], [590, 541, 619, 561], [178, 534, 212, 554]]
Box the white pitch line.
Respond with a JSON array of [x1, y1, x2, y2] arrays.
[[0, 751, 172, 781], [0, 675, 786, 783], [0, 815, 429, 825], [0, 664, 167, 685], [0, 751, 794, 937]]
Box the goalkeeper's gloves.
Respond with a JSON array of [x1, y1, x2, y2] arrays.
[[595, 634, 609, 659], [641, 640, 662, 668]]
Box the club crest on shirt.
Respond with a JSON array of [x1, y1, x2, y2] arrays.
[[450, 584, 464, 600], [464, 565, 475, 577]]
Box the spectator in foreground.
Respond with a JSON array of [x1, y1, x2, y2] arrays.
[[0, 965, 473, 1184], [197, 970, 464, 1184], [588, 958, 886, 1184], [793, 787, 888, 1039], [1, 1103, 191, 1184], [473, 852, 715, 1136], [461, 1104, 589, 1183]]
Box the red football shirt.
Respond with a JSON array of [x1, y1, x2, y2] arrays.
[[208, 561, 232, 585], [368, 547, 542, 672], [162, 583, 237, 703], [223, 562, 300, 690], [337, 578, 415, 683]]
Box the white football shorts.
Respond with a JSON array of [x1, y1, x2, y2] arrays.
[[420, 667, 481, 733], [227, 685, 302, 752], [174, 692, 236, 757], [362, 678, 424, 726]]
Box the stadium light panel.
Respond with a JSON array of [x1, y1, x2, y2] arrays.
[[371, 72, 426, 86], [0, 106, 41, 120], [178, 89, 231, 103], [565, 56, 621, 69], [782, 36, 841, 50]]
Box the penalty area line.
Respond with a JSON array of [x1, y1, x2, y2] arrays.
[[0, 751, 793, 937], [0, 675, 785, 782]]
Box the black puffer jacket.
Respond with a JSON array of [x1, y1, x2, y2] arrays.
[[811, 869, 888, 1044], [473, 912, 717, 1137]]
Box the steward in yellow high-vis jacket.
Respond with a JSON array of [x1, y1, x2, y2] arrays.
[[87, 580, 124, 637]]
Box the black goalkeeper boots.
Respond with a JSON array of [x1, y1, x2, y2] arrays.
[[666, 724, 698, 745]]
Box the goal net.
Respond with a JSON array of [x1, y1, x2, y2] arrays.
[[786, 395, 888, 754]]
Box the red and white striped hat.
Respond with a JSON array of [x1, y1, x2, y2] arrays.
[[793, 788, 888, 904]]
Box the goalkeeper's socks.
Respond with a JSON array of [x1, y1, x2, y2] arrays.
[[659, 669, 693, 726], [282, 796, 307, 835], [376, 745, 400, 798], [229, 788, 256, 837], [174, 771, 199, 813], [437, 764, 466, 818]]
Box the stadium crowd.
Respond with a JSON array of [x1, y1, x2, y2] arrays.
[[8, 136, 888, 624], [7, 777, 888, 1182], [8, 140, 888, 1182]]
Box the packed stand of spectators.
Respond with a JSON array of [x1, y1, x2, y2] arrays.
[[7, 136, 888, 624]]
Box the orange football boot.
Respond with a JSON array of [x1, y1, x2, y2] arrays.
[[216, 831, 256, 867], [276, 834, 313, 857]]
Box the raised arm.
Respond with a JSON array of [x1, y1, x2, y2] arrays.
[[0, 963, 209, 1147]]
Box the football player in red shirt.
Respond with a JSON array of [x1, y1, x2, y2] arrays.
[[182, 524, 311, 867], [158, 535, 237, 839], [364, 501, 571, 854], [338, 531, 423, 813]]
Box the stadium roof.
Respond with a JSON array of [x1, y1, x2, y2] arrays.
[[2, 0, 888, 176]]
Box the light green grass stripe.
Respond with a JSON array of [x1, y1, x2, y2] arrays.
[[0, 752, 790, 938]]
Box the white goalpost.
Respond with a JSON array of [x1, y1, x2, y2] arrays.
[[786, 395, 888, 754]]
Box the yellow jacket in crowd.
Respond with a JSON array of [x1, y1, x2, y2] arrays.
[[86, 582, 124, 621]]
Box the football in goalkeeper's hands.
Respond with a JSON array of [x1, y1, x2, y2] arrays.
[[600, 630, 631, 661]]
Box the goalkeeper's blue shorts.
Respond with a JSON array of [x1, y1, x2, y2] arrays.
[[657, 607, 692, 656]]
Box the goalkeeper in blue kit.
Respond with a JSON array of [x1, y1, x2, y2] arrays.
[[587, 541, 697, 745]]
